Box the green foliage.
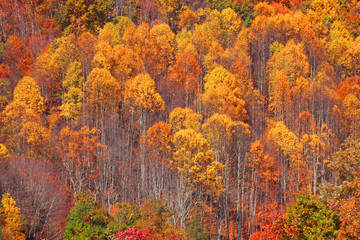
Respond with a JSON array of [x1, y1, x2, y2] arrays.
[[107, 202, 141, 236], [233, 1, 254, 27], [99, 16, 134, 45], [207, 0, 231, 11], [206, 0, 254, 26], [280, 194, 340, 239], [64, 192, 109, 240], [57, 0, 114, 34], [185, 210, 207, 240], [269, 41, 285, 55]]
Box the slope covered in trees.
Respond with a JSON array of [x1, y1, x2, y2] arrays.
[[1, 0, 360, 239]]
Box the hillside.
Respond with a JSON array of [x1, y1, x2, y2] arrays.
[[0, 0, 360, 239]]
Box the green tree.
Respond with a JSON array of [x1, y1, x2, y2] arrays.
[[279, 194, 340, 239], [107, 202, 141, 236], [65, 192, 109, 239], [185, 210, 208, 240]]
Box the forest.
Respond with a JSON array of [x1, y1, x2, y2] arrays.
[[0, 0, 360, 239]]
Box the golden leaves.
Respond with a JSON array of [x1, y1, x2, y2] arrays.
[[0, 144, 9, 166], [169, 107, 202, 132], [14, 76, 45, 113], [124, 74, 165, 112], [85, 68, 121, 112], [0, 194, 25, 240], [0, 101, 50, 158], [60, 61, 84, 120], [170, 128, 224, 196]]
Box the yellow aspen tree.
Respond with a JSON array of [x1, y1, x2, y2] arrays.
[[169, 107, 202, 133], [150, 23, 176, 76], [0, 194, 25, 240], [124, 74, 165, 114], [267, 121, 303, 203], [300, 134, 326, 194], [84, 68, 121, 132], [123, 23, 160, 79], [91, 40, 114, 70], [177, 6, 200, 30], [60, 61, 84, 121], [141, 121, 172, 199], [124, 73, 165, 197], [34, 34, 78, 106], [0, 101, 50, 158], [342, 36, 360, 78], [169, 52, 202, 108], [13, 76, 45, 113], [170, 128, 224, 227], [202, 67, 247, 121], [112, 44, 145, 84], [77, 32, 98, 77], [0, 144, 9, 166], [202, 113, 244, 240]]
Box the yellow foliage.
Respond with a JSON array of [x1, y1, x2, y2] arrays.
[[92, 40, 114, 70], [307, 0, 350, 35], [84, 68, 121, 113], [202, 113, 250, 162], [169, 107, 202, 132], [112, 44, 145, 82], [124, 74, 165, 112], [98, 24, 117, 45], [267, 121, 302, 156], [202, 113, 240, 148], [0, 144, 9, 166], [204, 66, 229, 90], [254, 2, 276, 17], [268, 39, 310, 84], [177, 6, 200, 30], [170, 128, 224, 196], [60, 61, 84, 120], [150, 23, 176, 72], [342, 36, 360, 77], [13, 76, 45, 113], [219, 8, 242, 36], [301, 134, 326, 160], [0, 101, 51, 158], [202, 68, 248, 120], [0, 194, 25, 240]]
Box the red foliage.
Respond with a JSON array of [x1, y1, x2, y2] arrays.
[[115, 227, 149, 240], [249, 203, 284, 240], [4, 35, 34, 77], [0, 64, 11, 79]]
